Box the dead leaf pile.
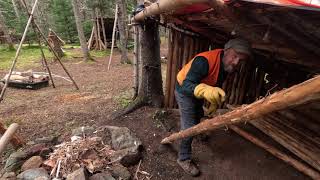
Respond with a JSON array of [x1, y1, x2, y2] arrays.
[[44, 136, 115, 176]]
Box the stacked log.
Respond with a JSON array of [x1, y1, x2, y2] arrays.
[[247, 101, 320, 176]]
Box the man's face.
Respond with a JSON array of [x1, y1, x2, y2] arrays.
[[222, 48, 249, 73]]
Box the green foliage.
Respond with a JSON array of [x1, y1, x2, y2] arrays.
[[0, 45, 53, 70], [50, 0, 78, 43], [114, 90, 133, 108]]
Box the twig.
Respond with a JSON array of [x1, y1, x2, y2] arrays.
[[55, 159, 62, 178], [134, 160, 142, 180], [50, 159, 59, 176]]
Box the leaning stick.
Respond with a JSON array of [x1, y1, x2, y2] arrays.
[[161, 76, 320, 144], [36, 31, 56, 88], [229, 125, 320, 180], [108, 4, 118, 70], [0, 123, 19, 154], [0, 0, 39, 102]]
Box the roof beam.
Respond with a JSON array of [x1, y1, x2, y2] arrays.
[[133, 0, 210, 21]]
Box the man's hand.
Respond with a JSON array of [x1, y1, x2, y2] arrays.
[[194, 83, 226, 105]]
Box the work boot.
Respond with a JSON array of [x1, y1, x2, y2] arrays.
[[177, 159, 200, 177]]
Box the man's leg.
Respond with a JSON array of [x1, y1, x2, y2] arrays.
[[175, 90, 203, 176]]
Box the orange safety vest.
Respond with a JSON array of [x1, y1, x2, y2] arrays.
[[177, 49, 222, 87]]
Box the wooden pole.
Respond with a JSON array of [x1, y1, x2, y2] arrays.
[[88, 26, 94, 50], [37, 38, 56, 88], [100, 12, 107, 50], [0, 0, 39, 102], [132, 0, 208, 22], [0, 122, 24, 149], [0, 123, 19, 154], [164, 29, 173, 107], [161, 76, 320, 144], [108, 4, 118, 70], [96, 10, 102, 50], [229, 125, 320, 180], [133, 26, 140, 99]]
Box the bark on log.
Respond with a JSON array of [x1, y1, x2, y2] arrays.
[[161, 75, 320, 144], [169, 30, 179, 108], [230, 125, 320, 180], [132, 0, 208, 21], [164, 30, 173, 107], [0, 123, 24, 149]]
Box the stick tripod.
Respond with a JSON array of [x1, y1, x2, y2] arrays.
[[0, 0, 79, 103]]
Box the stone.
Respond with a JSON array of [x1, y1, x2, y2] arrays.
[[110, 146, 142, 167], [34, 176, 50, 180], [38, 148, 52, 158], [17, 168, 49, 180], [21, 156, 43, 171], [111, 164, 131, 180], [89, 172, 115, 180], [24, 144, 47, 157], [34, 136, 59, 145], [1, 172, 16, 180], [103, 126, 142, 150], [4, 151, 28, 172], [72, 127, 95, 137], [66, 168, 88, 180]]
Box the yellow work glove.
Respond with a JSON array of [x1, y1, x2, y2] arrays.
[[194, 83, 226, 106], [203, 100, 218, 117]]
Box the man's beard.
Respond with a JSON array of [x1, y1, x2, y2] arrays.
[[224, 64, 235, 73]]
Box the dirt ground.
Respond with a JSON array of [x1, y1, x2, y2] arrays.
[[0, 50, 308, 179]]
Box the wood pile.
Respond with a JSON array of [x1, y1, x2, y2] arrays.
[[250, 103, 320, 174]]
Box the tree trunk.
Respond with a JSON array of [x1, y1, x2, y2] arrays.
[[0, 10, 14, 50], [137, 18, 163, 106], [116, 0, 130, 64], [71, 0, 91, 61], [113, 18, 164, 118]]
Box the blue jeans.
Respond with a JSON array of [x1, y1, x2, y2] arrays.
[[175, 90, 204, 161]]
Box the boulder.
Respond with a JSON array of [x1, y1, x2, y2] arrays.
[[4, 151, 28, 172], [34, 136, 60, 145], [110, 146, 142, 167], [89, 172, 115, 180], [103, 126, 142, 150], [72, 127, 95, 137], [66, 168, 88, 180], [17, 168, 49, 180], [1, 172, 16, 180], [111, 164, 131, 180], [103, 126, 142, 166], [21, 156, 43, 171]]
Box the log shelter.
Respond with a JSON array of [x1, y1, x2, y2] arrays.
[[88, 17, 115, 50], [133, 0, 320, 179]]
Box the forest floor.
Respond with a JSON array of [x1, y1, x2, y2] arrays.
[[0, 46, 308, 179]]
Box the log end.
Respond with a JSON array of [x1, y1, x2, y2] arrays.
[[161, 138, 171, 144]]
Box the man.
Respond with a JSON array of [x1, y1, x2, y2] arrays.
[[175, 38, 252, 176]]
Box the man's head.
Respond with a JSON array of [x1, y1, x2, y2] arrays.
[[222, 38, 252, 73]]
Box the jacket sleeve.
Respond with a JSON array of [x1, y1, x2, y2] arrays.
[[178, 56, 209, 96]]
